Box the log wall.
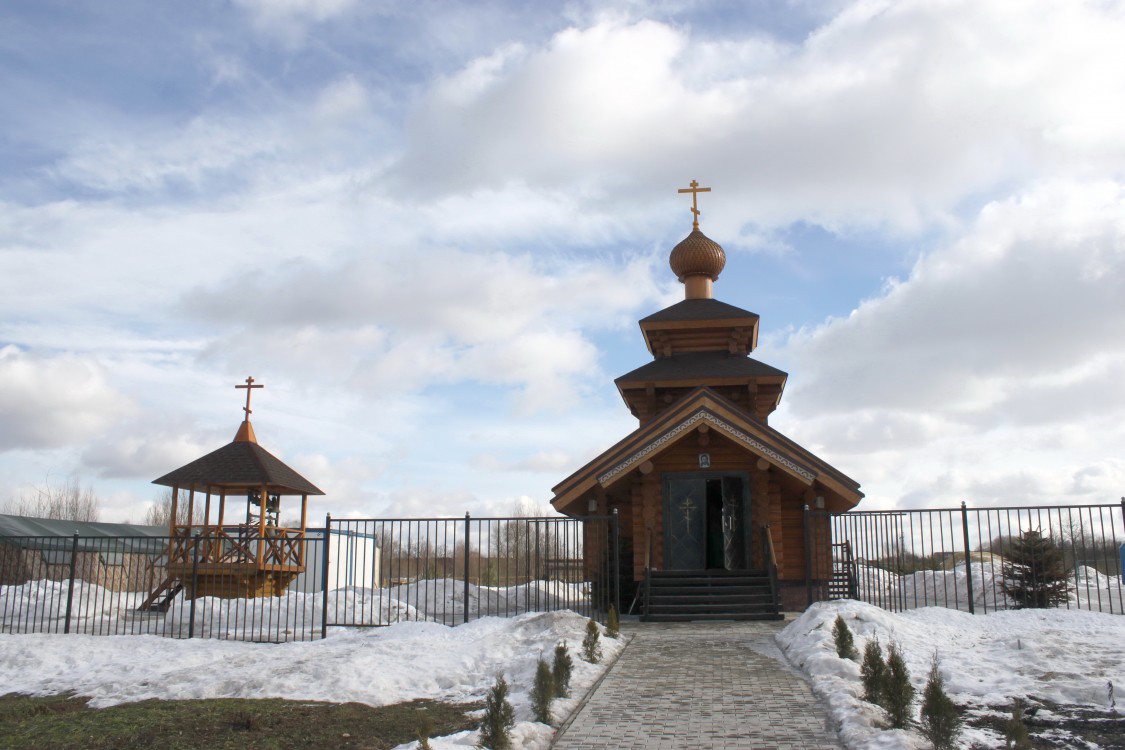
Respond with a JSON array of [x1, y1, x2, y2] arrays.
[[610, 427, 828, 584]]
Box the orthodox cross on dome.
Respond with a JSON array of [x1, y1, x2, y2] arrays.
[[677, 179, 711, 230], [235, 376, 263, 420]]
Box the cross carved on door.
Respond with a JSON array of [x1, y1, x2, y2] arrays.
[[679, 495, 697, 535]]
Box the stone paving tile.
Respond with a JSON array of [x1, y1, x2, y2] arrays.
[[552, 621, 842, 750]]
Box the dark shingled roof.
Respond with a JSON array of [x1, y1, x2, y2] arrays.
[[153, 440, 324, 495], [640, 298, 758, 324], [615, 351, 787, 385]]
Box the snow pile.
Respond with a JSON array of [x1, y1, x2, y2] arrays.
[[337, 578, 591, 626], [1, 578, 596, 640], [778, 600, 1125, 749], [852, 562, 1123, 614], [0, 609, 625, 750]]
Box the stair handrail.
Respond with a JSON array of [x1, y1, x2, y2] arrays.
[[763, 524, 779, 610], [642, 527, 653, 620]]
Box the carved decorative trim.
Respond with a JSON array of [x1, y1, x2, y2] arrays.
[[597, 410, 816, 486], [704, 414, 816, 482]]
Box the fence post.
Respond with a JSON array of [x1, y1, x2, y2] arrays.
[[611, 509, 620, 618], [188, 532, 200, 639], [463, 512, 471, 625], [803, 504, 813, 608], [961, 501, 975, 615], [321, 513, 331, 640], [63, 532, 80, 635]]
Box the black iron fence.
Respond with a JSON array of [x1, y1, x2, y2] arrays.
[[0, 513, 620, 641], [808, 500, 1125, 615], [322, 513, 619, 629], [0, 531, 327, 641]]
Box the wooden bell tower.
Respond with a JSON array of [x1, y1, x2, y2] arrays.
[[142, 377, 325, 608]]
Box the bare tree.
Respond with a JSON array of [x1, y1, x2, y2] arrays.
[[143, 488, 205, 527], [3, 476, 101, 522], [491, 499, 541, 557]]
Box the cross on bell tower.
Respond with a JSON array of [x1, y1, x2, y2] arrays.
[[236, 376, 263, 418], [233, 376, 263, 443]]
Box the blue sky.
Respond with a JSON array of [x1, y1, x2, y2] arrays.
[[2, 0, 1124, 523]]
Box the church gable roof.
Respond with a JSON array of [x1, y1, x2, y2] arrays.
[[551, 387, 861, 513], [153, 440, 324, 495]]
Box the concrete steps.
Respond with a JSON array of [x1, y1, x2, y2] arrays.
[[643, 569, 781, 622]]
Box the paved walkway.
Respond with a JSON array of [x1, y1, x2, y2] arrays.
[[552, 620, 842, 750]]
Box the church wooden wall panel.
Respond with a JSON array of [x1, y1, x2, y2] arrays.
[[650, 431, 750, 473], [614, 501, 633, 538], [768, 478, 785, 576], [751, 467, 772, 570], [629, 479, 646, 581], [611, 433, 844, 583], [780, 501, 805, 580]]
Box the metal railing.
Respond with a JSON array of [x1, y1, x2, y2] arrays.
[[807, 500, 1125, 615], [0, 531, 326, 641], [639, 528, 653, 619], [321, 513, 619, 630], [762, 524, 779, 607], [1, 513, 619, 641]]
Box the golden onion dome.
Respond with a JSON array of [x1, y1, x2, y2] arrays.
[[669, 229, 726, 282]]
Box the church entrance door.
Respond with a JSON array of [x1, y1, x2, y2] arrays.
[[662, 472, 750, 571]]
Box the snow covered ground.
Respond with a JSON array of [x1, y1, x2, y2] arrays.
[[5, 556, 1120, 644], [0, 577, 596, 640], [778, 600, 1125, 749], [0, 609, 625, 750], [3, 584, 1125, 748]]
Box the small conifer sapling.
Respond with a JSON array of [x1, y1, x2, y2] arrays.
[[883, 642, 916, 729], [477, 674, 515, 750], [552, 641, 573, 698], [1001, 528, 1070, 609], [860, 639, 887, 706], [606, 604, 620, 639], [531, 657, 554, 724], [919, 653, 961, 750], [833, 615, 859, 661], [582, 618, 602, 664]]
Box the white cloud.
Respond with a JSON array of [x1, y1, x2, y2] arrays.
[[770, 179, 1125, 508], [49, 118, 285, 195], [0, 346, 134, 452], [6, 1, 1125, 518], [235, 0, 358, 23], [371, 487, 484, 519], [393, 3, 1125, 231], [314, 76, 370, 122], [234, 0, 360, 45], [81, 428, 224, 481], [184, 245, 666, 410], [472, 449, 576, 474], [786, 180, 1125, 423]]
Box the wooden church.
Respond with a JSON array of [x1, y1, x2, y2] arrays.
[[142, 377, 323, 609], [551, 182, 862, 618]]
